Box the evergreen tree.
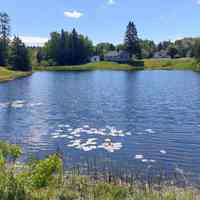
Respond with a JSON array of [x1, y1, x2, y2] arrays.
[[168, 45, 178, 59], [0, 12, 10, 66], [193, 39, 200, 61], [43, 29, 93, 66], [124, 21, 141, 59], [9, 36, 31, 71], [36, 48, 43, 64]]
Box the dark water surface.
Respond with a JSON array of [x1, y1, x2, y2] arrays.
[[1, 70, 200, 181]]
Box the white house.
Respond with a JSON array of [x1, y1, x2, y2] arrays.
[[104, 50, 129, 63], [90, 56, 100, 63], [153, 50, 170, 59]]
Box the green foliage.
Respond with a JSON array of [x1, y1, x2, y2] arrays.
[[140, 39, 156, 58], [168, 45, 178, 59], [0, 138, 197, 200], [30, 154, 62, 188], [0, 12, 10, 66], [43, 29, 93, 66], [0, 141, 22, 162], [0, 168, 27, 200], [95, 42, 116, 59], [94, 183, 128, 200], [129, 59, 144, 67], [59, 190, 80, 200], [124, 21, 141, 58], [193, 39, 200, 61], [9, 36, 31, 71]]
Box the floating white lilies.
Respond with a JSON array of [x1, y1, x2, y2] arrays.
[[135, 155, 144, 159], [51, 124, 132, 153], [160, 150, 167, 154], [145, 129, 155, 134], [135, 154, 156, 163], [11, 100, 25, 108], [98, 142, 122, 153], [67, 138, 97, 152], [142, 159, 148, 162]]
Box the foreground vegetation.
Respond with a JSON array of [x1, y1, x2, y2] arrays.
[[0, 140, 199, 200], [0, 67, 32, 82]]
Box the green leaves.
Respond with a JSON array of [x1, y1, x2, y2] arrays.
[[43, 29, 93, 66], [0, 141, 22, 162], [9, 36, 31, 71], [30, 154, 62, 188]]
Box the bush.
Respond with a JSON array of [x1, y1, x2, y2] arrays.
[[40, 59, 57, 67], [30, 154, 62, 188], [59, 190, 80, 200], [94, 183, 128, 200], [0, 141, 22, 162], [129, 59, 144, 67], [0, 171, 27, 200]]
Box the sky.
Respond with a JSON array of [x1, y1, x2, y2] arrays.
[[1, 0, 200, 46]]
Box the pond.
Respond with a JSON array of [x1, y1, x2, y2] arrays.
[[0, 70, 200, 182]]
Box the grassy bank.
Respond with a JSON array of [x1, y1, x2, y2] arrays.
[[0, 140, 199, 200], [34, 58, 200, 72], [34, 61, 141, 71], [143, 58, 197, 70], [0, 67, 32, 82]]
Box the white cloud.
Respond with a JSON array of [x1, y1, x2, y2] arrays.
[[64, 10, 83, 19], [107, 0, 116, 5], [197, 0, 200, 4], [18, 36, 49, 47]]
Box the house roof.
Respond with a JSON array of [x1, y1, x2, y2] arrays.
[[105, 50, 129, 57]]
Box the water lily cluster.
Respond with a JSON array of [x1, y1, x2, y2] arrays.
[[51, 124, 131, 153]]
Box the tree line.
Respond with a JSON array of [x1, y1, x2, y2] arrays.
[[0, 12, 30, 71], [38, 29, 93, 66], [1, 12, 200, 70]]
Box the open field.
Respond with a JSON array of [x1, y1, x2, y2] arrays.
[[0, 67, 32, 82], [143, 58, 197, 70]]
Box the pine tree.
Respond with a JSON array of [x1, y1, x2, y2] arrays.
[[36, 48, 43, 64], [124, 21, 141, 59], [9, 36, 31, 71], [168, 45, 178, 59], [193, 39, 200, 61], [0, 12, 10, 66]]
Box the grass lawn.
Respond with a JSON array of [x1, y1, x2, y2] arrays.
[[143, 58, 197, 70], [34, 61, 142, 71], [34, 59, 199, 72], [0, 67, 32, 82]]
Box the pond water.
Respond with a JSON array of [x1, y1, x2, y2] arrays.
[[1, 70, 200, 182]]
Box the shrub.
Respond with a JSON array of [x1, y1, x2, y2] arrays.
[[30, 154, 62, 188], [129, 59, 144, 67], [59, 190, 80, 200], [0, 171, 27, 200], [0, 141, 22, 162]]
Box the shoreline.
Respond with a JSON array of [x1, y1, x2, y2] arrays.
[[0, 67, 33, 83], [34, 59, 199, 72]]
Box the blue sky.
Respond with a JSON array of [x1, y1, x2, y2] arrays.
[[1, 0, 200, 45]]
